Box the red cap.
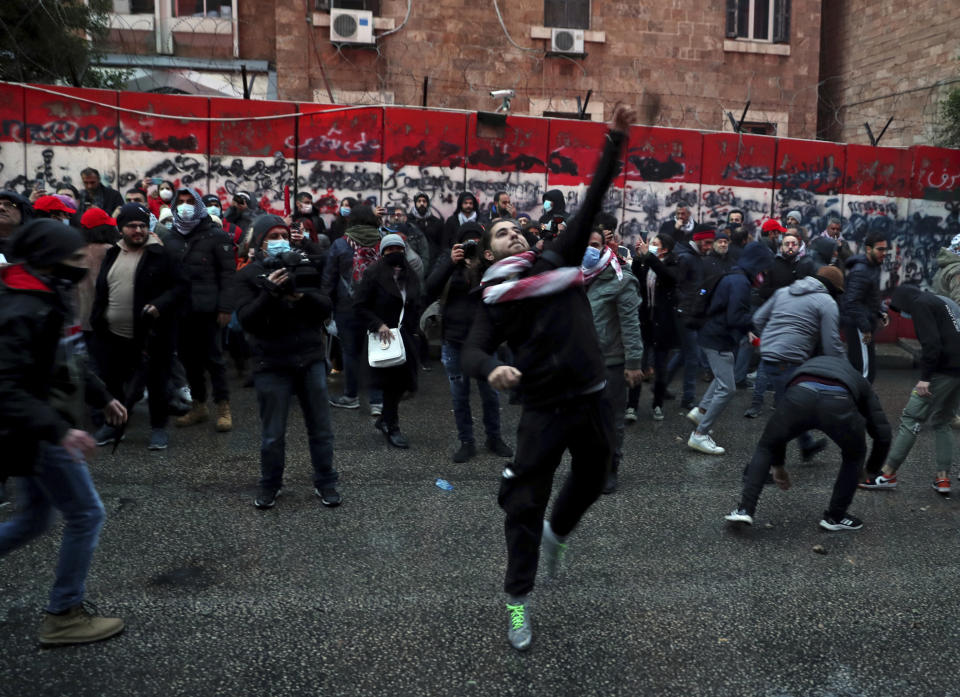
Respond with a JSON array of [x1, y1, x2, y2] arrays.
[[692, 230, 716, 241], [761, 218, 787, 235], [81, 207, 117, 229], [33, 194, 76, 214]]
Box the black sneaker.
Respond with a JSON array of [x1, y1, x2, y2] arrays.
[[452, 441, 476, 463], [819, 513, 863, 531], [316, 487, 341, 507], [801, 438, 828, 463], [602, 472, 618, 495], [93, 425, 119, 447], [743, 406, 762, 419], [485, 436, 513, 458], [254, 487, 281, 509]]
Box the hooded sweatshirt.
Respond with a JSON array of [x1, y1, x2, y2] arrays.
[[932, 247, 960, 304], [441, 192, 479, 251], [842, 253, 883, 333], [699, 242, 774, 351], [752, 275, 844, 363], [539, 189, 567, 225], [889, 284, 960, 381], [0, 190, 33, 259]]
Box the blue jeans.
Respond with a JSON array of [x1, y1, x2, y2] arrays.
[[441, 342, 501, 444], [334, 311, 382, 405], [254, 361, 339, 490], [0, 444, 106, 613], [666, 326, 699, 405]]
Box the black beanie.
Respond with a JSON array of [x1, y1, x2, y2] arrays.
[[115, 203, 151, 230], [8, 219, 85, 267]]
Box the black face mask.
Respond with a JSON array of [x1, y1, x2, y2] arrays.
[[384, 251, 405, 267], [50, 262, 88, 284]]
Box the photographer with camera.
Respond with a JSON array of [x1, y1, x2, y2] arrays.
[[426, 222, 513, 463], [234, 215, 340, 510]]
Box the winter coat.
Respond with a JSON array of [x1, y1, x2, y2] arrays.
[[538, 189, 567, 225], [80, 184, 123, 217], [633, 250, 681, 350], [442, 192, 480, 252], [586, 264, 644, 369], [159, 218, 236, 314], [425, 252, 481, 346], [353, 260, 421, 392], [759, 254, 802, 302], [841, 254, 883, 333], [234, 256, 332, 373], [408, 210, 444, 272], [0, 265, 112, 477], [752, 276, 844, 363], [462, 130, 627, 409], [932, 248, 960, 304], [889, 285, 960, 381], [699, 243, 774, 352], [224, 203, 261, 234], [90, 241, 188, 345], [321, 227, 380, 316], [674, 241, 708, 306]]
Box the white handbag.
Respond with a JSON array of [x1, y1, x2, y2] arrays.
[[367, 289, 407, 368]]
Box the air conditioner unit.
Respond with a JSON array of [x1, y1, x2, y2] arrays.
[[551, 28, 584, 54], [330, 9, 374, 44]]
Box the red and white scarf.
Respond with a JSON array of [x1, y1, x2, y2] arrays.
[[481, 248, 621, 304]]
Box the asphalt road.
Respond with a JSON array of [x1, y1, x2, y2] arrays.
[[1, 358, 958, 697]]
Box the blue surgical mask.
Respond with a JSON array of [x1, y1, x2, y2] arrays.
[[900, 311, 912, 319], [266, 239, 291, 257], [543, 200, 553, 213], [340, 206, 351, 218], [582, 247, 602, 269], [61, 218, 71, 226], [647, 245, 659, 256], [206, 205, 220, 218], [176, 203, 195, 219]]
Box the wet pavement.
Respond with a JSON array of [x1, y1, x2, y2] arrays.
[[1, 358, 959, 697]]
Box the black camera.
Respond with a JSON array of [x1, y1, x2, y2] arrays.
[[260, 251, 323, 293], [461, 239, 480, 260]]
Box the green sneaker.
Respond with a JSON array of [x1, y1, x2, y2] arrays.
[[505, 598, 532, 651], [541, 520, 567, 580]]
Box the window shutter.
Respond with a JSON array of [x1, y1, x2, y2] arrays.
[[545, 0, 590, 30], [773, 0, 791, 43], [725, 0, 738, 38]]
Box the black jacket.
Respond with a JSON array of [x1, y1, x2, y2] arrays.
[[759, 254, 801, 302], [0, 265, 112, 477], [90, 242, 188, 344], [795, 236, 838, 280], [538, 189, 567, 225], [791, 355, 891, 472], [633, 250, 681, 349], [890, 285, 960, 381], [160, 218, 236, 314], [235, 257, 332, 372], [409, 212, 444, 271], [81, 184, 123, 216], [699, 243, 774, 352], [842, 254, 883, 333], [353, 260, 421, 391], [442, 192, 480, 252], [462, 129, 627, 408], [425, 252, 481, 345], [674, 241, 708, 306]]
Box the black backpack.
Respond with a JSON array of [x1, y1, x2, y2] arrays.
[[677, 272, 736, 329]]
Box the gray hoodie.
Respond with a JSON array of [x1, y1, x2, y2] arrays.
[[752, 275, 844, 363]]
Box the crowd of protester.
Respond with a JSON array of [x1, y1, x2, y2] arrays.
[[1, 115, 960, 651]]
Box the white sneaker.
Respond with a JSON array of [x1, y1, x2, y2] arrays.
[[724, 507, 753, 525], [688, 431, 725, 455], [652, 406, 664, 421], [686, 406, 703, 426], [624, 407, 638, 424], [952, 414, 960, 430]]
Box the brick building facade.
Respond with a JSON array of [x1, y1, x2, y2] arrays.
[[104, 0, 823, 138], [818, 0, 960, 146]]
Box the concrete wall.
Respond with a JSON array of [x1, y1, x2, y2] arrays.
[[1, 84, 957, 315]]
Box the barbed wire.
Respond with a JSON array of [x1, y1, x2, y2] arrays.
[[6, 5, 955, 146]]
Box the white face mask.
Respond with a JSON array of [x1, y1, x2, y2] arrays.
[[176, 203, 195, 219], [299, 203, 313, 213], [159, 189, 173, 202]]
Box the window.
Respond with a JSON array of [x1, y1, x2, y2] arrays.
[[726, 0, 790, 43], [112, 0, 155, 12], [315, 0, 382, 13], [545, 0, 590, 30], [739, 121, 776, 135], [174, 1, 232, 17]]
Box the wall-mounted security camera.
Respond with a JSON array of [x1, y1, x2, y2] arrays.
[[489, 89, 515, 98]]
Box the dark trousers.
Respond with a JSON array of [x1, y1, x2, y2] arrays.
[[844, 325, 877, 384], [666, 326, 699, 405], [335, 311, 382, 405], [500, 391, 613, 596], [605, 365, 627, 472], [95, 330, 171, 429], [631, 347, 672, 409], [740, 384, 866, 519], [178, 312, 229, 403], [253, 361, 338, 491]]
